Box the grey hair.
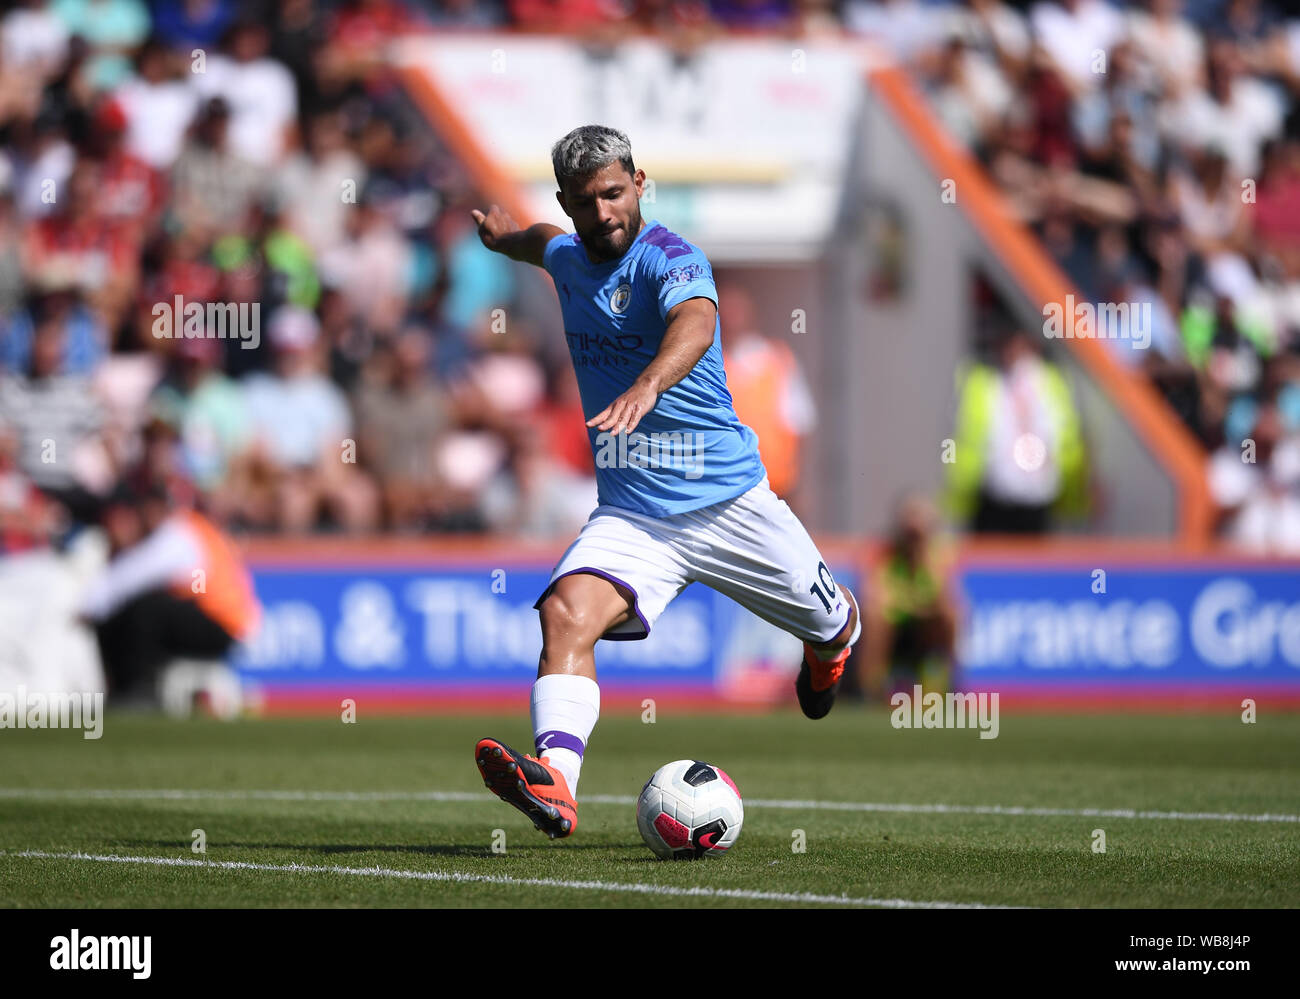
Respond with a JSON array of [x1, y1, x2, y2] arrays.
[[551, 125, 636, 190]]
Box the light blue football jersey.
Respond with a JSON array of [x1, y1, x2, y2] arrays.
[[543, 219, 766, 517]]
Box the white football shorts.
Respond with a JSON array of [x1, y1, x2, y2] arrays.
[[533, 477, 854, 644]]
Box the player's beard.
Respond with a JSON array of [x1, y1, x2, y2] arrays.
[[585, 202, 644, 262]]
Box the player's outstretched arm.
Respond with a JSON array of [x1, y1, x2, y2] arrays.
[[469, 205, 565, 268], [587, 297, 718, 436]]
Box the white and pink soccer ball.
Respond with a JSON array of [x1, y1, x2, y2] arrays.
[[636, 759, 743, 859]]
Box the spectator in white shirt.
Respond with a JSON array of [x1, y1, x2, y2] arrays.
[[1126, 0, 1204, 98], [273, 108, 368, 256], [192, 21, 297, 168], [1209, 400, 1300, 553], [317, 192, 411, 338], [844, 0, 946, 66], [1159, 36, 1284, 178], [2, 0, 69, 77], [959, 0, 1032, 82], [1030, 0, 1127, 96], [241, 306, 379, 533], [114, 38, 200, 170]]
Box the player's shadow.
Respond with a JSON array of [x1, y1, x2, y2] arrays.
[[121, 839, 623, 856]]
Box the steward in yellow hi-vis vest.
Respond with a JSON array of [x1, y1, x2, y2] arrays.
[[946, 331, 1087, 533]]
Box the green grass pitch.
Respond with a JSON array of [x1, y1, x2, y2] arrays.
[[1, 709, 1297, 908]]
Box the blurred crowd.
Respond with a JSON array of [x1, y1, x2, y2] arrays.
[[0, 0, 830, 554], [894, 0, 1300, 547], [0, 0, 609, 552], [2, 0, 1298, 554]]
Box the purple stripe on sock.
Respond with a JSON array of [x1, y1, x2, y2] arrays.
[[535, 730, 585, 757]]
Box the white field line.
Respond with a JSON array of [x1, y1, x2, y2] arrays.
[[0, 849, 1012, 909], [0, 788, 1295, 823]]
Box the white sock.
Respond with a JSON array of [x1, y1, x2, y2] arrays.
[[530, 674, 600, 796]]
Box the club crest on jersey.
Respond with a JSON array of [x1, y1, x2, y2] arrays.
[[610, 283, 632, 314]]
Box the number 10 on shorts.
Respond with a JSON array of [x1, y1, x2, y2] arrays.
[[809, 561, 837, 614]]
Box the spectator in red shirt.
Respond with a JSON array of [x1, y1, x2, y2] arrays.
[[1251, 134, 1300, 278], [330, 0, 416, 48], [509, 0, 627, 33], [22, 159, 139, 330], [86, 97, 165, 236]]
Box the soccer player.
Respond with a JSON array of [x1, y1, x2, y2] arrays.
[[469, 125, 860, 839]]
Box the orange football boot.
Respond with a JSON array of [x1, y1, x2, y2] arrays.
[[475, 737, 578, 839], [795, 642, 851, 719]]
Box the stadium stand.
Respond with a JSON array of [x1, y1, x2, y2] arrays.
[[4, 1, 1297, 554]]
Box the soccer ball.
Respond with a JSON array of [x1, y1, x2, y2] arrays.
[[636, 760, 743, 859]]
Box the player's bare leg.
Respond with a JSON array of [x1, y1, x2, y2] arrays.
[[536, 572, 635, 680], [476, 572, 634, 838], [796, 587, 861, 720]]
